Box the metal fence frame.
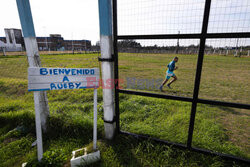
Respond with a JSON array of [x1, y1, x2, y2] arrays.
[[112, 0, 250, 163]]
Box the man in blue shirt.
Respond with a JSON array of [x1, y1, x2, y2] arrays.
[[159, 57, 178, 91]]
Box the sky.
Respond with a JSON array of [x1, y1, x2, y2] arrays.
[[0, 0, 99, 44], [0, 0, 249, 47]]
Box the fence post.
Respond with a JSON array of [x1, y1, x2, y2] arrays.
[[33, 91, 44, 161], [16, 0, 50, 160], [3, 47, 6, 56], [93, 88, 98, 150], [16, 0, 49, 132], [234, 50, 238, 57], [187, 0, 211, 148], [98, 0, 116, 139]]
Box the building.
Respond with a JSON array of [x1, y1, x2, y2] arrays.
[[0, 40, 6, 52], [37, 34, 64, 51], [36, 34, 91, 51], [0, 28, 91, 52], [63, 40, 91, 51], [0, 28, 24, 51], [0, 37, 6, 43]]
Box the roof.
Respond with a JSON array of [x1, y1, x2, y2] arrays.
[[64, 40, 91, 42], [4, 28, 22, 31], [37, 37, 52, 39], [36, 37, 64, 40]]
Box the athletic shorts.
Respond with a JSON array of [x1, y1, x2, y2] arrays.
[[166, 71, 175, 79]]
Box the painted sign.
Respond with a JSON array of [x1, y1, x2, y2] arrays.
[[28, 67, 100, 91]]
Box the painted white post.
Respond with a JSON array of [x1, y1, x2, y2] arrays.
[[248, 50, 250, 57], [93, 88, 97, 150], [98, 0, 116, 139], [16, 0, 49, 131], [3, 47, 6, 56], [34, 91, 44, 161], [234, 50, 238, 57], [16, 0, 49, 161]]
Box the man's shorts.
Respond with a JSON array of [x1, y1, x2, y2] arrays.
[[166, 71, 175, 79]]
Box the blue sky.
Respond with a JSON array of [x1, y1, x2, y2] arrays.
[[0, 0, 249, 47]]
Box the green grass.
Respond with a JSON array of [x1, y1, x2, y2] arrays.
[[118, 53, 250, 103], [0, 53, 249, 166]]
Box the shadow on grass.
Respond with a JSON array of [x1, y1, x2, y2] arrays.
[[106, 135, 143, 167], [217, 105, 250, 117]]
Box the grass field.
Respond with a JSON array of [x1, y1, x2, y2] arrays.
[[0, 53, 249, 166], [118, 53, 250, 103]]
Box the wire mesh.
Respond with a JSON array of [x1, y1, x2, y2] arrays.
[[118, 39, 199, 98], [120, 94, 192, 145], [200, 38, 250, 104], [116, 0, 250, 162], [208, 0, 250, 33], [193, 104, 250, 159], [118, 0, 205, 35]]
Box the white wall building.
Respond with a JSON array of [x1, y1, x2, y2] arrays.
[[0, 40, 5, 48], [2, 29, 23, 51]]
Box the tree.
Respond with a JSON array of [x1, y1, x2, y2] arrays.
[[118, 40, 141, 48]]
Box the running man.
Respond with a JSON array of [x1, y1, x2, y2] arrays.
[[159, 57, 178, 91]]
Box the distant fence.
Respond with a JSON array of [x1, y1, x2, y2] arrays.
[[0, 50, 100, 56], [118, 47, 250, 56]]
